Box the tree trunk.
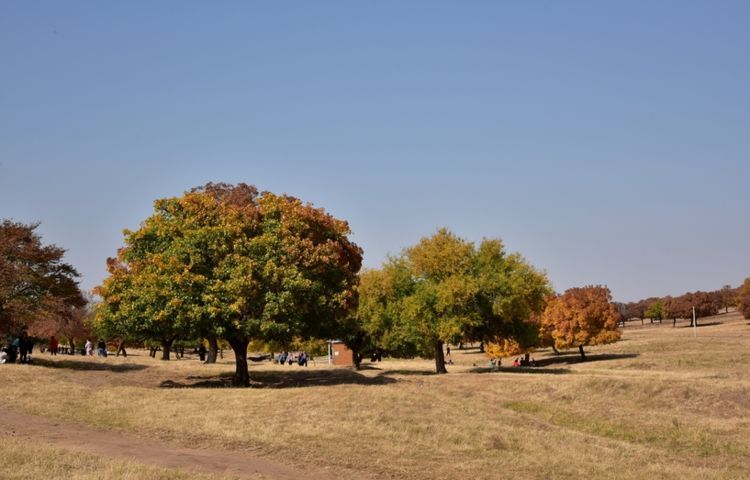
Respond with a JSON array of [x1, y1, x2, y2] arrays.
[[524, 352, 530, 363], [69, 339, 76, 355], [229, 338, 250, 387], [672, 317, 677, 328], [578, 345, 587, 361], [552, 345, 560, 355], [434, 340, 447, 374], [207, 335, 219, 364], [161, 339, 173, 361], [478, 341, 485, 353]]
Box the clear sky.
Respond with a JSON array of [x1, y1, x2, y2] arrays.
[[1, 1, 748, 302]]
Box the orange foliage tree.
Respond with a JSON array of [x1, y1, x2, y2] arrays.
[[0, 220, 85, 338], [540, 285, 621, 360], [738, 278, 750, 320]]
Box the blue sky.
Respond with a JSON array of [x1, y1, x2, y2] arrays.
[[1, 1, 748, 302]]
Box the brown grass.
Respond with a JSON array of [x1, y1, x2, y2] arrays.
[[2, 310, 749, 479], [0, 437, 214, 480]]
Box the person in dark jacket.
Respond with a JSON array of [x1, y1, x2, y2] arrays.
[[97, 339, 107, 357]]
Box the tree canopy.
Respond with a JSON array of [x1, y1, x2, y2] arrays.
[[0, 220, 85, 337], [540, 285, 621, 360], [95, 183, 362, 385], [357, 229, 550, 373], [738, 278, 750, 320]]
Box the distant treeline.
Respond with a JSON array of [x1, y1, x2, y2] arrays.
[[616, 284, 742, 325]]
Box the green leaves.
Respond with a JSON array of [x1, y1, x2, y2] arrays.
[[95, 183, 362, 384], [359, 229, 551, 370]]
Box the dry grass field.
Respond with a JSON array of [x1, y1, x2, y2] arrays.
[[2, 310, 749, 479]]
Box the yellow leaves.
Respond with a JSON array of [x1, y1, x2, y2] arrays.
[[408, 228, 474, 280], [487, 338, 525, 357]]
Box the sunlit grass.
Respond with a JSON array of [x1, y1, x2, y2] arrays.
[[1, 310, 749, 479]]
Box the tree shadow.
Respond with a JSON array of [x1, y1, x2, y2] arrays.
[[535, 353, 638, 367], [353, 363, 384, 371], [32, 357, 149, 372], [678, 322, 722, 328], [159, 368, 398, 389], [376, 369, 436, 376], [469, 366, 570, 375]]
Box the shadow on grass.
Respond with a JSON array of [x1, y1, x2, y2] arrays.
[[535, 353, 638, 367], [340, 363, 437, 376], [469, 366, 570, 375], [159, 368, 398, 389], [32, 357, 149, 372], [678, 322, 722, 328], [376, 369, 435, 376]]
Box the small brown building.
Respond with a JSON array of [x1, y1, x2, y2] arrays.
[[328, 340, 353, 366]]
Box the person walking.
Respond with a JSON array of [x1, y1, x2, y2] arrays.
[[85, 339, 93, 356], [115, 338, 127, 357], [50, 336, 59, 356]]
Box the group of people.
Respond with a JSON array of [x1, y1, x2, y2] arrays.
[[83, 339, 109, 357], [512, 357, 537, 367], [277, 351, 310, 366], [1, 334, 35, 364], [485, 356, 538, 370]]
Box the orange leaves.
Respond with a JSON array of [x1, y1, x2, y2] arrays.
[[540, 285, 621, 351], [739, 278, 750, 320]]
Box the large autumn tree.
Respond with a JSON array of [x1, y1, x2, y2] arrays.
[[357, 229, 550, 373], [95, 183, 362, 385], [738, 278, 750, 320], [0, 220, 85, 337], [540, 285, 621, 360]]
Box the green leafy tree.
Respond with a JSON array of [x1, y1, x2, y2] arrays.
[[644, 300, 663, 323], [96, 183, 361, 385], [358, 229, 549, 373], [475, 240, 551, 360]]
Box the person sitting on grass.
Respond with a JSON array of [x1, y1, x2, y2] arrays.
[[513, 358, 520, 367]]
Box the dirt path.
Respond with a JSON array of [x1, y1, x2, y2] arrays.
[[1, 408, 339, 480]]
